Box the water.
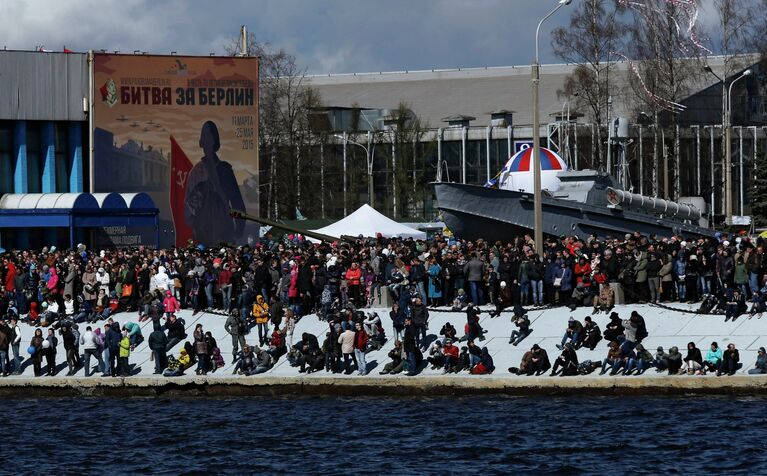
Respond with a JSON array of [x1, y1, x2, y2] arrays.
[[7, 396, 767, 474]]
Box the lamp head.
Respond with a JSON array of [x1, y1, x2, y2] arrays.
[[703, 65, 713, 73], [743, 69, 753, 77], [559, 0, 572, 4]]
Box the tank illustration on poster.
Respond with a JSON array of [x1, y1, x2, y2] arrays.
[[91, 53, 259, 247]]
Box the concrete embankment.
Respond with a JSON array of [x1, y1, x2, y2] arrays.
[[2, 374, 767, 397], [5, 302, 767, 397]]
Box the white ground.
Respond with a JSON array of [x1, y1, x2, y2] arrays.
[[6, 302, 764, 379]]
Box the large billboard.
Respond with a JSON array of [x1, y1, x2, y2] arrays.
[[92, 53, 259, 247]]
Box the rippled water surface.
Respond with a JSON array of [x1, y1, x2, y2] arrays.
[[7, 395, 767, 474]]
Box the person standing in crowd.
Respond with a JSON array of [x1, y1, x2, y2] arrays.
[[194, 323, 209, 375], [118, 328, 131, 377], [148, 322, 168, 375]]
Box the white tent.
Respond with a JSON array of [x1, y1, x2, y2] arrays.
[[310, 204, 427, 240]]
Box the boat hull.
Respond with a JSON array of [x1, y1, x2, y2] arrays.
[[432, 182, 716, 241]]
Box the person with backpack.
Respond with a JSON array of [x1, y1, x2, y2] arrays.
[[225, 309, 247, 364]]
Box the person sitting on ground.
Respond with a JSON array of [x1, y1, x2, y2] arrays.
[[682, 342, 703, 374], [557, 317, 583, 350], [427, 340, 445, 369], [470, 347, 495, 374], [748, 347, 767, 374], [467, 339, 482, 368], [163, 355, 184, 377], [440, 322, 458, 343], [232, 345, 255, 375], [749, 291, 765, 319], [528, 344, 551, 376], [442, 338, 460, 373], [630, 311, 648, 343], [603, 312, 624, 342], [702, 341, 723, 374], [210, 347, 225, 372], [380, 340, 405, 375], [510, 347, 535, 376], [509, 313, 531, 346], [725, 289, 746, 322], [551, 342, 579, 376], [581, 316, 602, 351], [489, 281, 514, 317], [625, 343, 653, 375], [653, 346, 669, 372], [249, 347, 275, 375], [600, 341, 623, 375], [267, 328, 287, 361], [451, 288, 468, 312], [667, 346, 683, 375], [593, 282, 615, 314], [177, 348, 192, 370], [717, 343, 740, 376], [123, 321, 143, 349]]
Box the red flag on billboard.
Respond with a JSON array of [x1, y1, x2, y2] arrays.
[[170, 136, 194, 247], [63, 47, 73, 53]]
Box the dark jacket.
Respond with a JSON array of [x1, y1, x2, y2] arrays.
[[403, 325, 417, 353], [105, 325, 121, 352], [148, 328, 168, 351]]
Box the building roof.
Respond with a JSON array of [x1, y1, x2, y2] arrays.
[[307, 56, 738, 128]]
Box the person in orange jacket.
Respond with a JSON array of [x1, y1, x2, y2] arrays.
[[345, 262, 363, 307], [252, 295, 270, 346]]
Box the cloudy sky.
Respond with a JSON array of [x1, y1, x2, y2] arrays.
[[0, 0, 725, 74]]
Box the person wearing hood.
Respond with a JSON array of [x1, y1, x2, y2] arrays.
[[148, 322, 168, 374], [470, 347, 495, 374], [96, 267, 110, 294], [252, 295, 270, 347], [666, 346, 683, 375], [603, 312, 624, 342], [163, 290, 180, 318], [557, 317, 583, 350], [652, 346, 669, 372], [104, 321, 122, 377], [748, 347, 767, 374]]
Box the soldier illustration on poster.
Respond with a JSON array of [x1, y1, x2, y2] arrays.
[[184, 121, 246, 245]]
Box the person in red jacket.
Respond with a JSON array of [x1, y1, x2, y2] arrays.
[[353, 321, 368, 375], [345, 262, 363, 307], [443, 338, 460, 373], [3, 259, 16, 294]]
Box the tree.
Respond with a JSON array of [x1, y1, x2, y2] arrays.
[[225, 32, 323, 220], [626, 0, 703, 199], [551, 0, 626, 170], [751, 153, 767, 226]]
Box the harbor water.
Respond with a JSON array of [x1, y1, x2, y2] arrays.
[[8, 395, 767, 474]]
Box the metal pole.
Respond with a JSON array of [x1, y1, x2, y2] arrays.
[[674, 124, 680, 200], [320, 142, 325, 219], [392, 133, 397, 217], [413, 137, 417, 216], [436, 128, 443, 182], [506, 125, 512, 160], [652, 126, 658, 196], [739, 126, 744, 217], [725, 112, 732, 224], [367, 131, 374, 208], [573, 123, 579, 170], [753, 126, 759, 205], [694, 125, 701, 196], [461, 126, 467, 184], [486, 126, 492, 181], [343, 132, 348, 216], [709, 126, 715, 219], [296, 144, 301, 210], [606, 98, 612, 175], [638, 125, 644, 195]]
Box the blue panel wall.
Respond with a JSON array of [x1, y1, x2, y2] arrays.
[[68, 122, 83, 192], [41, 121, 55, 193], [13, 121, 27, 193]]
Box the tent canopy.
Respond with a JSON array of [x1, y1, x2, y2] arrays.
[[311, 204, 426, 240]]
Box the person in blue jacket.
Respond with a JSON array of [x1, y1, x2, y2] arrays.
[[104, 320, 122, 377]]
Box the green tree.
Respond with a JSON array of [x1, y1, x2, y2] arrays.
[[751, 153, 767, 227]]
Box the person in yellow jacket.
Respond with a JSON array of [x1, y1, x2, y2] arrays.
[[118, 330, 131, 377], [253, 295, 270, 347], [177, 348, 192, 369]]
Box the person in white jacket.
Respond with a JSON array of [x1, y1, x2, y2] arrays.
[[96, 268, 110, 294], [9, 317, 21, 375], [80, 326, 104, 377], [152, 266, 171, 293]]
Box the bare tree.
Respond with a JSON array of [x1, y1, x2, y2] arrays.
[[225, 33, 323, 219], [551, 0, 626, 169], [627, 0, 703, 199]]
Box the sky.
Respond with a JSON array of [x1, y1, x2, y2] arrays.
[[0, 0, 727, 75]]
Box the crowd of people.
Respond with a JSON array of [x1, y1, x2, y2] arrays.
[[0, 228, 764, 377]]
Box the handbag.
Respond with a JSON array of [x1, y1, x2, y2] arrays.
[[554, 277, 563, 287], [122, 284, 133, 297]]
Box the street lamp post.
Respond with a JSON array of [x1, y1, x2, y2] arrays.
[[532, 0, 571, 252], [725, 69, 751, 226], [334, 133, 374, 210]]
